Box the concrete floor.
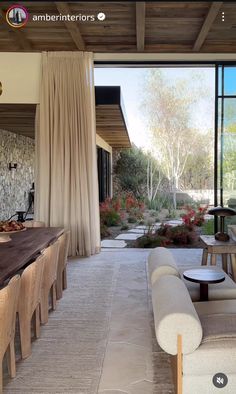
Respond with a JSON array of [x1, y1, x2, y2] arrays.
[[3, 248, 204, 394], [98, 248, 203, 394]]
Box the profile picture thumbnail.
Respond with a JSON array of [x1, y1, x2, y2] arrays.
[[6, 5, 29, 28]]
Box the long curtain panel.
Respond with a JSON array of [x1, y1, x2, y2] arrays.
[[35, 52, 100, 256]]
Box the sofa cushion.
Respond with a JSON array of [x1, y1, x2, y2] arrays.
[[148, 247, 180, 285], [183, 312, 236, 375], [194, 299, 236, 316], [183, 338, 236, 376], [179, 266, 236, 302], [183, 373, 236, 394], [152, 275, 202, 355]]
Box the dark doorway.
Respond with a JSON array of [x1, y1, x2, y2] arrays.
[[97, 147, 111, 202]]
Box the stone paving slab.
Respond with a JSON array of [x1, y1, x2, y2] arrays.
[[115, 233, 143, 240], [127, 229, 146, 234], [101, 240, 127, 248], [166, 220, 183, 226]]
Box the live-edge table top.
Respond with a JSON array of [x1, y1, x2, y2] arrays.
[[0, 227, 64, 285]]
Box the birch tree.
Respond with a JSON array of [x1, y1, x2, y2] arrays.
[[142, 70, 205, 209]]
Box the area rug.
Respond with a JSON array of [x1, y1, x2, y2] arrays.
[[4, 259, 117, 393], [2, 248, 192, 393]]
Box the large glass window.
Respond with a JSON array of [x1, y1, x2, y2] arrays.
[[217, 65, 236, 226]]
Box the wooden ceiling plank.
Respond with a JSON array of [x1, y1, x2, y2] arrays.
[[0, 8, 32, 50], [55, 2, 85, 50], [193, 2, 223, 52], [136, 2, 146, 51]]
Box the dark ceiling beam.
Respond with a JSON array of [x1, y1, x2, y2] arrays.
[[136, 2, 146, 51], [0, 8, 32, 50], [55, 2, 85, 50], [193, 2, 223, 51]]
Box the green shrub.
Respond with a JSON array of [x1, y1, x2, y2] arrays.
[[201, 219, 214, 235], [101, 210, 121, 226], [100, 223, 110, 239], [136, 234, 169, 248], [128, 216, 137, 223], [121, 224, 129, 231]]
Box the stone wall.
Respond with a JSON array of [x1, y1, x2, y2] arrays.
[[0, 129, 35, 221]]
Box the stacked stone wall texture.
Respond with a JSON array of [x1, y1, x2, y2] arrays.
[[0, 129, 35, 221]]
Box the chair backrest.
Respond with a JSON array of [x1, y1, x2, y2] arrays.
[[18, 255, 45, 317], [0, 275, 21, 355], [57, 231, 70, 274], [41, 240, 60, 291], [23, 221, 45, 228]]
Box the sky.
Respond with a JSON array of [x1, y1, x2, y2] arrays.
[[94, 67, 215, 150]]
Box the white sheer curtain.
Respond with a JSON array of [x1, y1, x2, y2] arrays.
[[35, 52, 100, 256]]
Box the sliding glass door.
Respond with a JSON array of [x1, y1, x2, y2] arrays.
[[216, 65, 236, 226]]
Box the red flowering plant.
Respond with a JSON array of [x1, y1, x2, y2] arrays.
[[182, 205, 208, 228], [100, 197, 122, 227], [124, 193, 145, 222]]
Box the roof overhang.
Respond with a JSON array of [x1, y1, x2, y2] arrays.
[[95, 86, 131, 148], [0, 87, 131, 147]]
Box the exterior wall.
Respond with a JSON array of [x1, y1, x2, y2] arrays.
[[96, 134, 112, 154], [96, 134, 113, 197], [0, 129, 35, 221]]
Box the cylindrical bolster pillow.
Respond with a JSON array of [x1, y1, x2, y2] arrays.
[[148, 247, 180, 285], [152, 275, 202, 355]]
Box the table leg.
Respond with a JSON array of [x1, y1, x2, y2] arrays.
[[201, 249, 208, 265], [200, 283, 208, 301], [222, 254, 228, 273], [210, 254, 217, 266], [230, 254, 236, 282]]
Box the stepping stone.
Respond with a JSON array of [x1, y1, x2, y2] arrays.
[[115, 233, 143, 240], [166, 220, 183, 226], [136, 225, 149, 230], [101, 240, 127, 248], [127, 228, 146, 234]]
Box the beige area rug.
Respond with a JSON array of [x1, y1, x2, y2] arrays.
[[3, 248, 201, 393], [4, 259, 118, 393]]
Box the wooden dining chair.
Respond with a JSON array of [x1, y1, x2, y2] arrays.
[[56, 230, 70, 300], [17, 255, 45, 359], [23, 221, 45, 228], [40, 240, 60, 324], [0, 275, 20, 393]]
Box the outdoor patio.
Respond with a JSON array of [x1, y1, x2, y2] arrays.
[[4, 247, 207, 394]]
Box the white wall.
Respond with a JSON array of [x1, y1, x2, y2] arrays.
[[0, 53, 41, 103]]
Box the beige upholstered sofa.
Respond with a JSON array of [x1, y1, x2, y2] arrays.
[[148, 247, 236, 301], [152, 274, 236, 393], [148, 247, 236, 393]]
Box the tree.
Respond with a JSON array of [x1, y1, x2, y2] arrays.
[[146, 154, 163, 202], [114, 145, 164, 201], [142, 69, 213, 208]]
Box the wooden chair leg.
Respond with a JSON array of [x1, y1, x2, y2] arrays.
[[63, 266, 67, 290], [56, 275, 63, 300], [34, 305, 40, 339], [201, 249, 208, 265], [230, 254, 236, 282], [6, 339, 16, 378], [222, 254, 228, 273], [51, 282, 57, 311], [19, 316, 32, 359], [0, 358, 3, 394], [210, 254, 217, 265], [40, 291, 49, 325], [177, 335, 182, 394]]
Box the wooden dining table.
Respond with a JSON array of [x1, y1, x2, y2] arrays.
[[0, 227, 64, 285]]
